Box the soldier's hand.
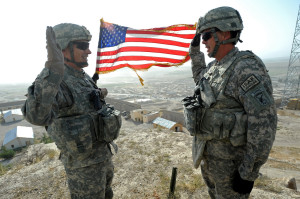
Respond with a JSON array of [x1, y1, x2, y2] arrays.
[[191, 33, 201, 47], [45, 26, 64, 73], [100, 88, 108, 99], [92, 73, 99, 83], [232, 171, 254, 194], [194, 85, 201, 95]]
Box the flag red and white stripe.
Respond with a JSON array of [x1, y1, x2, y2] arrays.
[[96, 19, 196, 74]]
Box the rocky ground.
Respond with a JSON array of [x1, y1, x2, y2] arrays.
[[0, 108, 300, 199]]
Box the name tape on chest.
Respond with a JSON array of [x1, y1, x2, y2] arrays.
[[241, 75, 260, 92]]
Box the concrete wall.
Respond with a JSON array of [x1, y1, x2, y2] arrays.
[[153, 122, 183, 132], [4, 137, 34, 150], [106, 97, 141, 113], [0, 99, 141, 114], [287, 98, 300, 110], [0, 100, 25, 112], [160, 110, 184, 125], [143, 112, 160, 123], [4, 115, 23, 123], [131, 109, 149, 122]]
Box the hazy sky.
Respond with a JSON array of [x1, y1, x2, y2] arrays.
[[0, 0, 299, 84]]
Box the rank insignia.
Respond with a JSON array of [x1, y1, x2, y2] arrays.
[[241, 75, 260, 92]]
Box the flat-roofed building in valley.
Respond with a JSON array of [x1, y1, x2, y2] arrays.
[[2, 126, 34, 150]]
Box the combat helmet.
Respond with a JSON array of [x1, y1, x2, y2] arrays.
[[53, 23, 92, 50], [197, 6, 243, 57], [53, 23, 92, 67]]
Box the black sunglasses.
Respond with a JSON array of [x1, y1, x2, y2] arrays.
[[202, 31, 212, 42], [72, 41, 90, 50]]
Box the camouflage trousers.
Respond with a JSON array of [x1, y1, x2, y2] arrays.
[[64, 158, 114, 199], [200, 155, 250, 199]]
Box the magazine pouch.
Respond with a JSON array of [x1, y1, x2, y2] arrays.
[[182, 96, 202, 136], [98, 104, 122, 143]]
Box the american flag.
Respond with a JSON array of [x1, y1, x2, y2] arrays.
[[96, 19, 196, 74]]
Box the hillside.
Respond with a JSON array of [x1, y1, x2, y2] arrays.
[[0, 109, 300, 199]]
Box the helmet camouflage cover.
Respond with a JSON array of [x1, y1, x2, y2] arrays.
[[53, 23, 92, 50], [198, 6, 243, 33]]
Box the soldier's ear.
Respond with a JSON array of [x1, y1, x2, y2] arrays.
[[62, 48, 70, 57], [223, 31, 231, 40]]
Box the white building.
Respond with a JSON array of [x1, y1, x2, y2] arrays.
[[2, 108, 23, 123], [2, 126, 34, 150], [152, 117, 183, 132]]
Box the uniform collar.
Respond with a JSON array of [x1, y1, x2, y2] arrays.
[[216, 47, 239, 66], [65, 64, 85, 78]]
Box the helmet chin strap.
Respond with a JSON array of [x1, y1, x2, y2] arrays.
[[209, 28, 220, 58], [209, 28, 242, 58], [64, 42, 88, 68]]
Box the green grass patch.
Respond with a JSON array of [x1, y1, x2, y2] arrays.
[[0, 163, 12, 176]]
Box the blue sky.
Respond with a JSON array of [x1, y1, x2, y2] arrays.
[[0, 0, 299, 84]]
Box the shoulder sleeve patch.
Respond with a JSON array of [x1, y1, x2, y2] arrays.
[[244, 84, 274, 111], [241, 75, 260, 92], [251, 87, 271, 106]]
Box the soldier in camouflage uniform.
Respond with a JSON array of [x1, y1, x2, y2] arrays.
[[184, 6, 277, 198], [22, 24, 120, 199]]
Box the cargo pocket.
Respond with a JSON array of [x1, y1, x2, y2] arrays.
[[230, 112, 247, 146]]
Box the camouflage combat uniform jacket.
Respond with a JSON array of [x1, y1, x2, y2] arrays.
[[189, 46, 277, 181], [22, 65, 112, 169]]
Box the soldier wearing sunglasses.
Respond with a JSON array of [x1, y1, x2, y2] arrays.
[[184, 6, 277, 199], [22, 23, 118, 199]]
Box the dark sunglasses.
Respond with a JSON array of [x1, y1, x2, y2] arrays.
[[72, 41, 90, 50], [202, 31, 212, 41]]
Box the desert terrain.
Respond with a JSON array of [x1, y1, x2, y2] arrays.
[[0, 58, 300, 198], [0, 112, 299, 199]]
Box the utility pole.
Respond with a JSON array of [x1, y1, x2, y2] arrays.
[[280, 4, 300, 108]]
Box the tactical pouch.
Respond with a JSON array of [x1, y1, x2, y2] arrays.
[[212, 111, 235, 139], [50, 114, 95, 160], [98, 105, 122, 143], [192, 135, 206, 168], [182, 96, 202, 136], [199, 78, 216, 108], [200, 110, 235, 140]]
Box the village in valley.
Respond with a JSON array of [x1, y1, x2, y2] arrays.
[[0, 75, 298, 152], [0, 76, 194, 151], [0, 63, 300, 198], [0, 54, 296, 151]]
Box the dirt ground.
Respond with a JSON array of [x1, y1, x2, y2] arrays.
[[0, 108, 300, 199]]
